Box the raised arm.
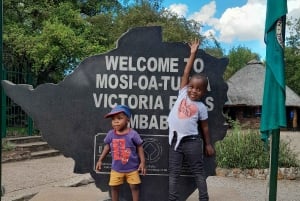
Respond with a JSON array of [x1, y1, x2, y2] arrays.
[[180, 39, 200, 89]]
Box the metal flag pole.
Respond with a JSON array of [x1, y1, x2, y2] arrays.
[[269, 130, 280, 201]]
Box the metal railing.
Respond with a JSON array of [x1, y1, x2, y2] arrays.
[[1, 67, 34, 138]]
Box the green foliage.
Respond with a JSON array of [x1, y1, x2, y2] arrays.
[[285, 47, 300, 95], [215, 121, 300, 169], [223, 45, 260, 80], [112, 3, 201, 43], [202, 33, 225, 58], [2, 0, 227, 85], [2, 140, 15, 152], [3, 0, 204, 85], [286, 17, 300, 48], [285, 17, 300, 95], [4, 1, 298, 90], [6, 127, 40, 137], [3, 1, 106, 85], [79, 0, 122, 16]]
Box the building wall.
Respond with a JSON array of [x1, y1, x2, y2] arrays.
[[224, 106, 299, 131], [235, 110, 260, 129]]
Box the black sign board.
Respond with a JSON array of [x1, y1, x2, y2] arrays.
[[2, 26, 228, 201], [94, 133, 195, 176]]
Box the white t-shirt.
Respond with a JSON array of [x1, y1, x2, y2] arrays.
[[167, 86, 208, 150]]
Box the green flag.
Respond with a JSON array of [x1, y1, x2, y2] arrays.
[[260, 0, 287, 141]]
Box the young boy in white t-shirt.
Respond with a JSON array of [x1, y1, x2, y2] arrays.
[[167, 39, 215, 201]]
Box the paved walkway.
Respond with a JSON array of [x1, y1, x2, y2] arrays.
[[2, 155, 246, 201], [2, 155, 300, 201], [1, 131, 300, 201]]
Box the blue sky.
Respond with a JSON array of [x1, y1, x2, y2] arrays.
[[162, 0, 300, 60]]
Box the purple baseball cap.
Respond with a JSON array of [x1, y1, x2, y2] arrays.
[[104, 105, 131, 118]]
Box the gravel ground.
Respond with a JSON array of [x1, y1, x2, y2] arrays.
[[1, 131, 300, 201], [205, 176, 300, 201], [2, 155, 300, 201]]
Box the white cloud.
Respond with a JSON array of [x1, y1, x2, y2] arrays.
[[286, 0, 300, 38], [217, 2, 265, 43], [168, 3, 188, 17], [183, 1, 266, 43], [166, 0, 300, 48], [188, 1, 217, 26], [287, 0, 300, 19], [184, 0, 300, 44]]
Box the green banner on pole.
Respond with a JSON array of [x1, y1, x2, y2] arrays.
[[260, 0, 287, 140], [260, 1, 287, 201]]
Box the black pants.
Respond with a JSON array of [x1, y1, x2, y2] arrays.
[[169, 135, 208, 201]]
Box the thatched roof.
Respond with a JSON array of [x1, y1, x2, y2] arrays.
[[226, 60, 300, 107]]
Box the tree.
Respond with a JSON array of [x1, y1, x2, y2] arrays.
[[78, 0, 122, 16], [285, 17, 300, 95], [111, 2, 201, 43], [3, 0, 220, 85], [224, 46, 260, 80], [202, 32, 225, 58], [3, 1, 104, 84]]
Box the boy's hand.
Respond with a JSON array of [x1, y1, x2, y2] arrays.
[[95, 161, 102, 171], [138, 162, 146, 175], [205, 144, 215, 156], [189, 39, 200, 54]]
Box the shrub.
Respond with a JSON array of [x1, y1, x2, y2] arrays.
[[2, 140, 15, 152], [215, 121, 300, 169], [6, 127, 40, 137]]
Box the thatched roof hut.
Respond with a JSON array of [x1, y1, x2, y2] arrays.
[[225, 60, 300, 130], [226, 60, 300, 107]]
